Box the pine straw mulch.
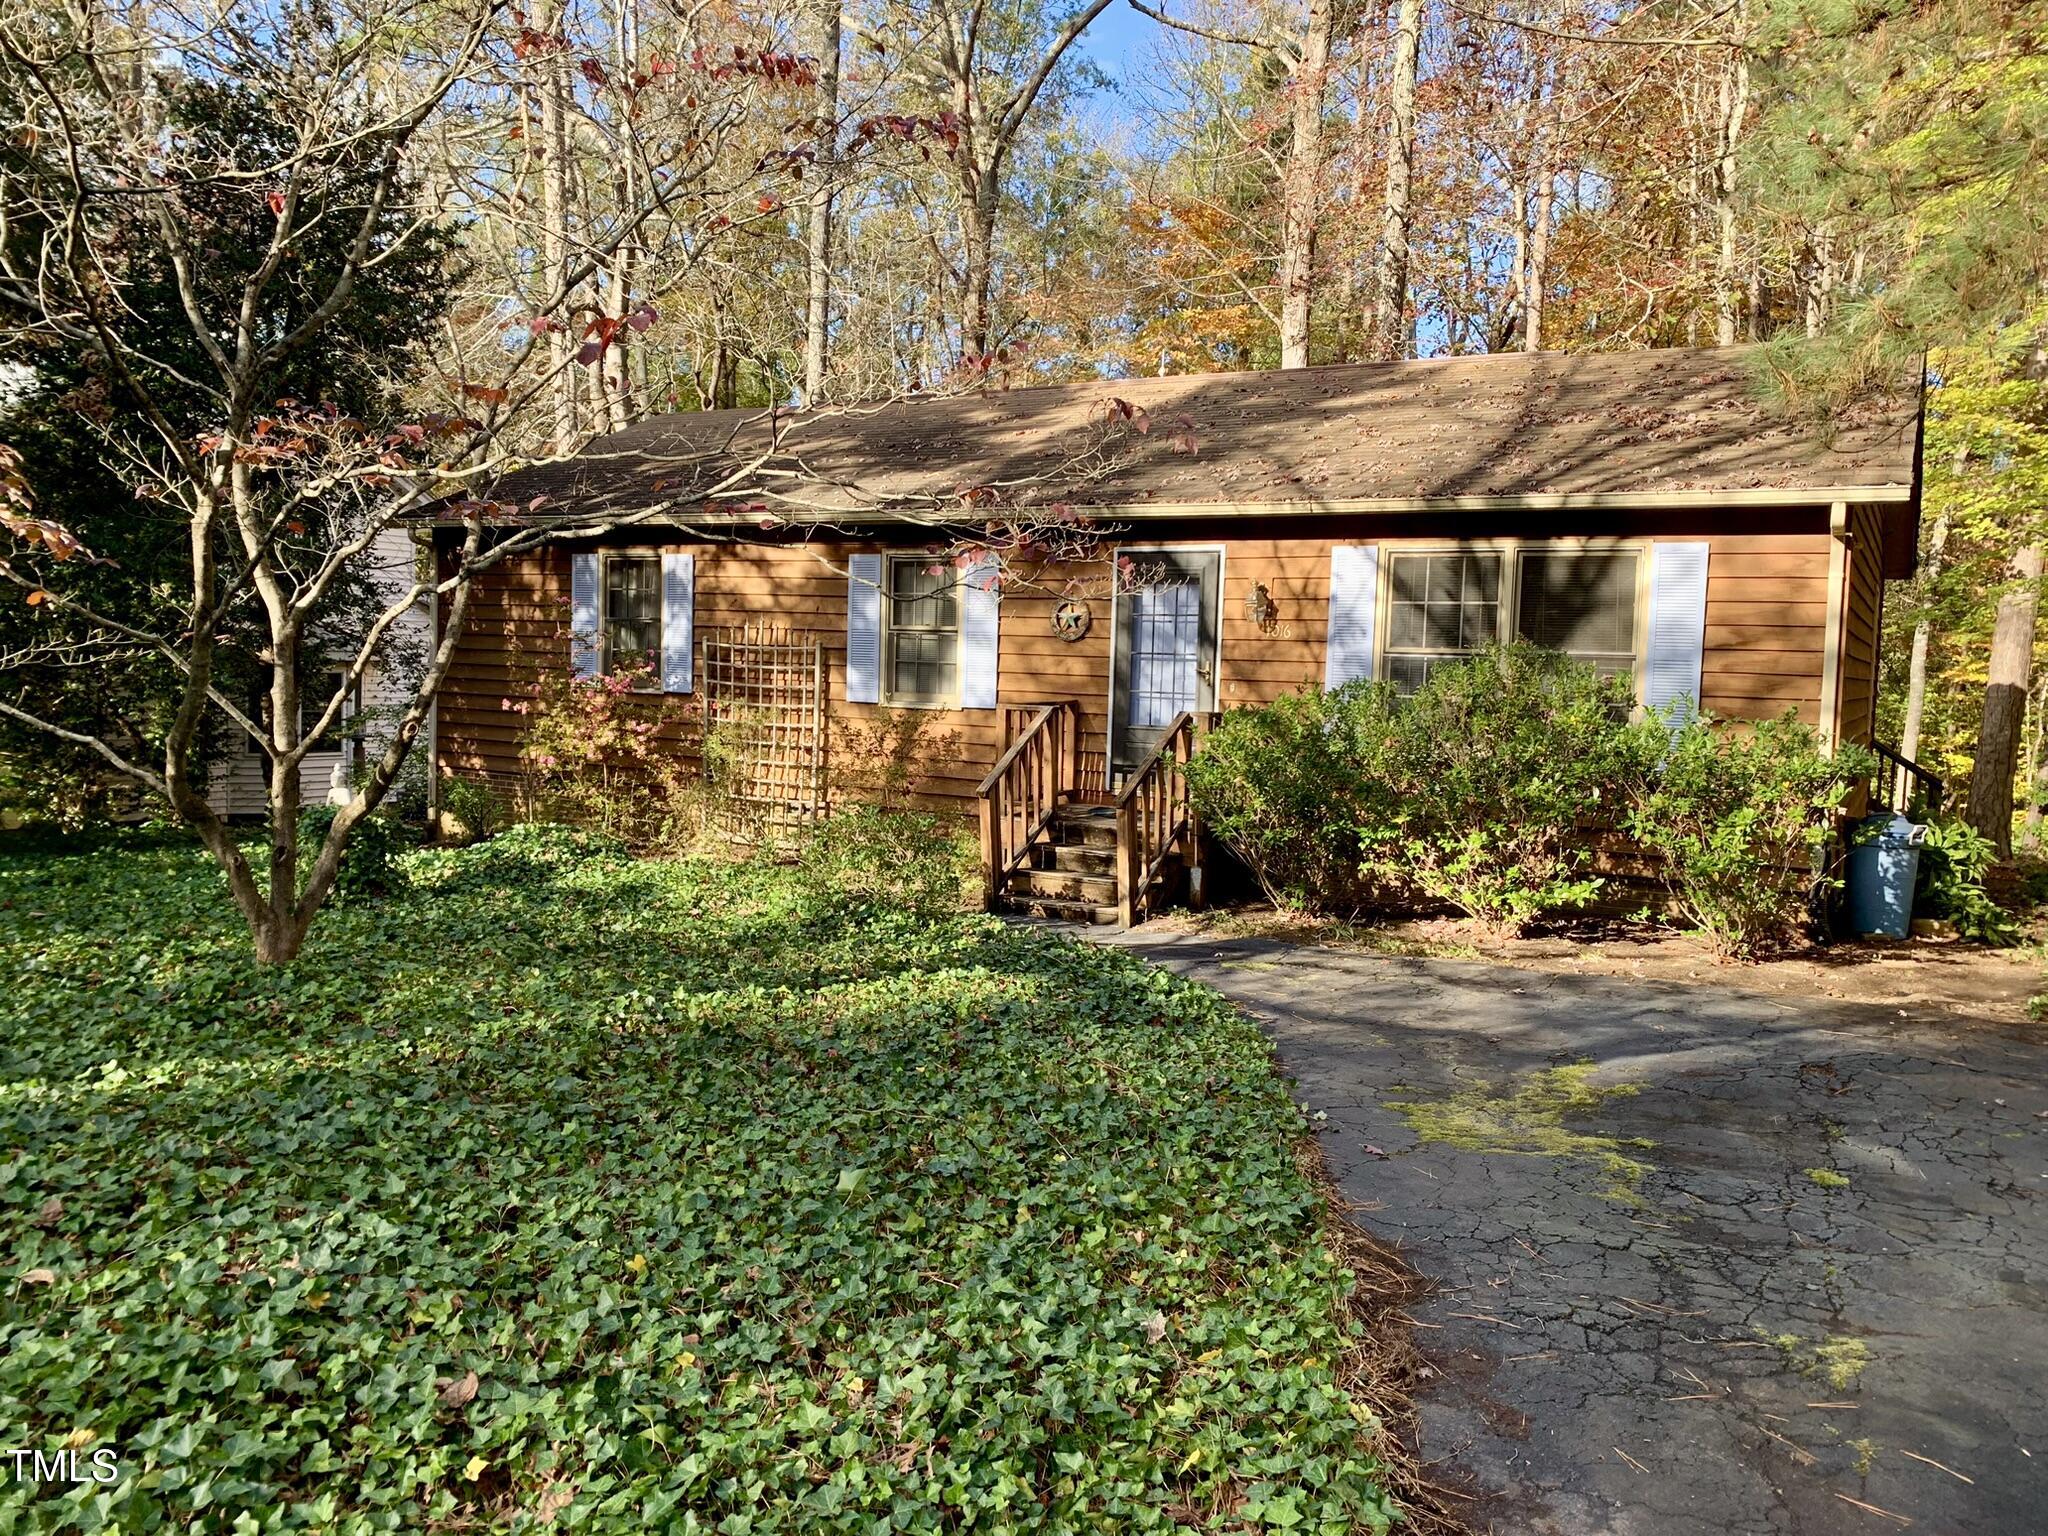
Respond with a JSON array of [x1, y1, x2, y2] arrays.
[[1296, 1134, 1481, 1536]]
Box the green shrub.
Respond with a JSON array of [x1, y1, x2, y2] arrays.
[[790, 805, 975, 920], [1626, 714, 1871, 957], [403, 820, 628, 892], [1183, 683, 1405, 913], [295, 804, 408, 903], [1362, 646, 1664, 935], [1915, 813, 2020, 944], [438, 773, 506, 843]]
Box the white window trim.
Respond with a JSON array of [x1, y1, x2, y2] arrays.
[[599, 548, 665, 691], [879, 552, 964, 710], [1376, 537, 1652, 702]]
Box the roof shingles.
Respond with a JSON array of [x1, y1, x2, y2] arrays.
[[468, 346, 1919, 522]]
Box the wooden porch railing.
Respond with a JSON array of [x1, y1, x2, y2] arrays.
[[1114, 712, 1200, 928], [1869, 740, 1944, 817], [976, 700, 1079, 909]]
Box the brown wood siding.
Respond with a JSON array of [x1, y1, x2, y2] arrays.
[[435, 514, 1843, 812]]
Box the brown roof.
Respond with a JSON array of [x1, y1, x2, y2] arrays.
[[462, 345, 1921, 524]]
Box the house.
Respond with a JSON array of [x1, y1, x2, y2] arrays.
[[426, 345, 1924, 922], [208, 526, 433, 818]]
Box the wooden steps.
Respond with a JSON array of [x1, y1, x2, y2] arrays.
[[978, 702, 1199, 929], [1001, 803, 1183, 927]]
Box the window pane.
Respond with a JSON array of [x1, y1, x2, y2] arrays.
[[605, 556, 661, 679], [890, 561, 958, 631], [1383, 552, 1503, 693], [886, 559, 960, 700], [1517, 551, 1638, 665]]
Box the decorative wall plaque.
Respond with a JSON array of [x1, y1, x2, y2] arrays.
[[1050, 598, 1092, 643]]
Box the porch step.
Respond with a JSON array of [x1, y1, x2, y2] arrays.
[[1016, 895, 1123, 926], [1052, 803, 1119, 849], [1038, 842, 1116, 875], [1009, 867, 1119, 904]]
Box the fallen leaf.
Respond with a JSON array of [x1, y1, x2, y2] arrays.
[[1142, 1311, 1168, 1344], [439, 1370, 478, 1408], [34, 1197, 62, 1226], [21, 1268, 55, 1285], [463, 1454, 489, 1480]]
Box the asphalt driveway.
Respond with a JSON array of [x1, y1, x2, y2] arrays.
[[1106, 930, 2048, 1536]]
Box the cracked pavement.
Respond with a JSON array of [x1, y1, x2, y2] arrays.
[[1103, 930, 2048, 1536]]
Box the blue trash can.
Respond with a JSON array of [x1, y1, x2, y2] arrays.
[[1844, 813, 1926, 939]]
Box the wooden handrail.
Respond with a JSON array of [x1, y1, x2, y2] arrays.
[[976, 699, 1079, 910], [978, 704, 1058, 796], [1114, 712, 1200, 927]]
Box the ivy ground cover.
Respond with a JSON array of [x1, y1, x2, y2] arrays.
[[0, 834, 1396, 1533]]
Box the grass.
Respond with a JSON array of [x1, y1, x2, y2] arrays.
[[0, 828, 1398, 1533]]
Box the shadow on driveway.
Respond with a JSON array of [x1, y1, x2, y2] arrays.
[[1104, 929, 2048, 1536]]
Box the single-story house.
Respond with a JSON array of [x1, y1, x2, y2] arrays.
[[426, 345, 1925, 923]]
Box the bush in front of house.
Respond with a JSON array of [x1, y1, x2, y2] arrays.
[[1625, 713, 1872, 957], [1185, 647, 1869, 953], [1362, 646, 1666, 936], [1183, 682, 1406, 913], [403, 820, 629, 892], [296, 804, 409, 903]]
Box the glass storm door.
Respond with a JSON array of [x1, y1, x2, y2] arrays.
[[1111, 549, 1221, 776]]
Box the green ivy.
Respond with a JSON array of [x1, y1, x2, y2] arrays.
[[0, 833, 1396, 1534]]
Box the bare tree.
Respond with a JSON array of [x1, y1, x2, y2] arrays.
[[895, 0, 1117, 364], [0, 0, 844, 960]]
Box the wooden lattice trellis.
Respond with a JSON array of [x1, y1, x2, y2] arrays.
[[698, 624, 828, 838]]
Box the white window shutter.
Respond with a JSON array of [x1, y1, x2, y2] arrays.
[[1644, 541, 1710, 725], [846, 553, 882, 704], [661, 552, 695, 694], [569, 551, 600, 679], [1325, 544, 1380, 688], [960, 556, 1001, 709]]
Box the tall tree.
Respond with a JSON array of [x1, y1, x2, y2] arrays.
[[803, 0, 843, 401], [1367, 0, 1421, 358], [893, 0, 1117, 364]]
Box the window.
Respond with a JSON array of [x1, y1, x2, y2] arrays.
[[1384, 550, 1502, 692], [1515, 549, 1639, 678], [603, 554, 661, 683], [883, 556, 960, 705], [1380, 544, 1643, 694]]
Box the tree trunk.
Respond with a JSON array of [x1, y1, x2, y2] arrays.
[[1277, 0, 1333, 369], [959, 182, 1000, 364], [538, 1, 578, 447], [1711, 46, 1750, 347], [1966, 542, 2044, 857], [1523, 138, 1553, 352], [802, 0, 840, 403], [1897, 511, 1949, 763], [1369, 0, 1422, 361]]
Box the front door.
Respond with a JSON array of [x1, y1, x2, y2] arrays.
[[1111, 548, 1222, 777]]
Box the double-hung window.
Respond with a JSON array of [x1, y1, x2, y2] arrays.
[[883, 556, 960, 706], [602, 553, 662, 685], [1381, 544, 1643, 694], [1384, 550, 1503, 692], [1514, 549, 1640, 679]]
